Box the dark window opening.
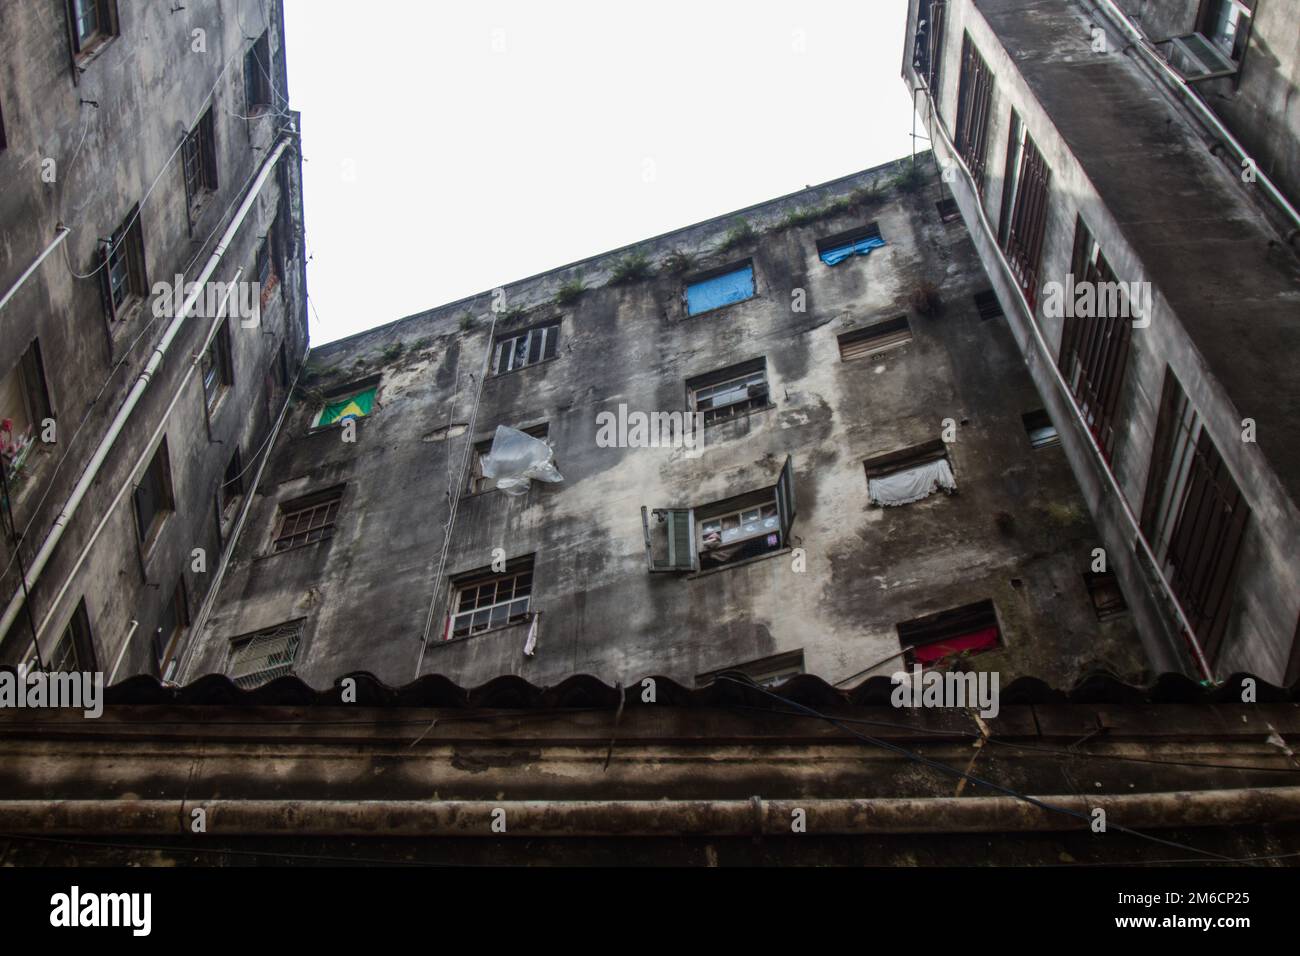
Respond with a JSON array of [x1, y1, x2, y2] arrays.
[[1, 341, 55, 486], [154, 579, 189, 678], [911, 0, 946, 93], [272, 486, 344, 553], [817, 224, 885, 266], [864, 440, 955, 507], [936, 196, 960, 222], [133, 440, 174, 546], [696, 649, 805, 689], [447, 556, 535, 640], [244, 32, 274, 112], [899, 600, 1000, 667], [1023, 409, 1060, 449], [68, 0, 118, 56], [182, 107, 219, 217], [100, 206, 146, 324], [227, 620, 304, 689], [1084, 571, 1128, 621], [974, 289, 1003, 321], [43, 600, 96, 673], [201, 318, 234, 412], [492, 323, 560, 375], [469, 423, 550, 495], [954, 33, 994, 195]]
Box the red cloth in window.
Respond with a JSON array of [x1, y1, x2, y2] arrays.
[[912, 626, 999, 663]]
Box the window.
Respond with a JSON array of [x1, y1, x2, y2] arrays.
[[974, 289, 1003, 321], [154, 579, 189, 678], [642, 457, 796, 573], [182, 107, 218, 216], [1, 341, 54, 485], [838, 316, 912, 361], [687, 358, 770, 425], [685, 262, 755, 315], [817, 224, 884, 266], [312, 380, 377, 429], [864, 440, 956, 507], [1140, 370, 1250, 659], [133, 440, 174, 545], [67, 0, 117, 56], [272, 487, 343, 553], [936, 197, 960, 223], [44, 600, 96, 673], [911, 0, 946, 92], [1161, 0, 1251, 80], [220, 447, 243, 516], [447, 556, 534, 640], [1084, 571, 1128, 621], [954, 34, 994, 195], [244, 32, 274, 112], [1057, 218, 1132, 460], [227, 620, 304, 689], [492, 323, 559, 375], [469, 423, 549, 495], [100, 207, 146, 324], [1000, 118, 1050, 310], [696, 650, 805, 689], [201, 318, 233, 412], [899, 600, 1001, 667], [1022, 409, 1060, 449]]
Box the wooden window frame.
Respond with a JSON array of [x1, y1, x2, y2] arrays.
[[201, 317, 234, 413], [100, 206, 146, 325], [271, 486, 344, 554], [898, 599, 1001, 668], [244, 32, 274, 113], [133, 439, 175, 548], [446, 557, 535, 641], [492, 322, 560, 376], [67, 0, 119, 59], [182, 107, 219, 220]]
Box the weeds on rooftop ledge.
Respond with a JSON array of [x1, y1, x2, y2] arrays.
[[661, 248, 696, 275], [719, 218, 757, 252], [458, 312, 475, 331], [499, 305, 527, 322], [383, 342, 404, 360], [554, 278, 586, 306], [780, 206, 823, 229], [892, 162, 928, 194], [610, 252, 653, 284]]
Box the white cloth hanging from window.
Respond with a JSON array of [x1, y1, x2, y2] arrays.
[[868, 458, 956, 507]]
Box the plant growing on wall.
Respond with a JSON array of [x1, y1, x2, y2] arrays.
[[719, 218, 757, 252], [554, 279, 586, 306], [610, 252, 652, 284]]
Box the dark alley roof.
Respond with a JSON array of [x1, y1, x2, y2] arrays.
[[54, 670, 1300, 709]]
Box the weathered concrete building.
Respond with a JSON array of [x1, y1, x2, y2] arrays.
[[0, 1, 309, 680], [905, 0, 1300, 686], [180, 154, 1148, 691]]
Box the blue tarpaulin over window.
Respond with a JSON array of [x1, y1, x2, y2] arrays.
[[819, 236, 887, 266], [687, 264, 755, 315]]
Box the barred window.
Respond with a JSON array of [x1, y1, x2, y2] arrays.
[[227, 621, 304, 689], [272, 488, 343, 553]]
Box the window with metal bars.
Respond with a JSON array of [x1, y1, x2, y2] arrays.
[[954, 33, 994, 196], [973, 289, 1003, 321], [1057, 217, 1132, 460], [696, 649, 805, 689], [272, 487, 344, 553], [492, 323, 559, 375], [1000, 118, 1050, 310], [838, 317, 912, 361], [911, 0, 946, 93], [447, 557, 534, 640], [1140, 369, 1250, 659], [687, 359, 770, 425], [100, 207, 146, 323], [182, 107, 218, 217], [226, 620, 304, 689]]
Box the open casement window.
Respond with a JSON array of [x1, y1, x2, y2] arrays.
[[182, 107, 219, 218], [1139, 370, 1250, 660], [469, 423, 549, 494], [899, 600, 1001, 668], [154, 579, 189, 680], [1160, 0, 1251, 81], [226, 620, 304, 689], [687, 358, 769, 425], [864, 440, 956, 507], [642, 457, 796, 573], [954, 33, 994, 195], [1, 341, 54, 486], [99, 206, 146, 324], [201, 318, 234, 413], [133, 440, 175, 546], [685, 262, 755, 315], [492, 323, 559, 375], [446, 557, 534, 640]]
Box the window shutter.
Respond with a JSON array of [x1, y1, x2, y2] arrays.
[[641, 506, 698, 572], [776, 455, 797, 538]]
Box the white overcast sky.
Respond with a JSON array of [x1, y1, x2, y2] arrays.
[[282, 0, 917, 344]]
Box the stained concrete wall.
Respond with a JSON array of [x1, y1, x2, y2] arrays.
[[0, 1, 308, 676], [905, 0, 1300, 682], [189, 156, 1145, 690]]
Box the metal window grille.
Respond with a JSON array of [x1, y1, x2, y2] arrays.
[[1002, 131, 1050, 310], [955, 33, 994, 195], [974, 289, 1003, 321], [1140, 373, 1250, 659], [448, 567, 533, 639], [273, 493, 342, 552], [1057, 219, 1132, 460], [227, 622, 303, 689]]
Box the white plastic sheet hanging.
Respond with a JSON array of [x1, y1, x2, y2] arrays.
[[868, 458, 956, 507], [481, 425, 564, 496]]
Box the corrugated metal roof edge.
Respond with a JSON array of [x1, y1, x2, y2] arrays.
[[2, 669, 1289, 709]]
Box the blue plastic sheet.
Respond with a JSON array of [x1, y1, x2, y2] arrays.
[[819, 236, 887, 266], [687, 264, 755, 315]]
